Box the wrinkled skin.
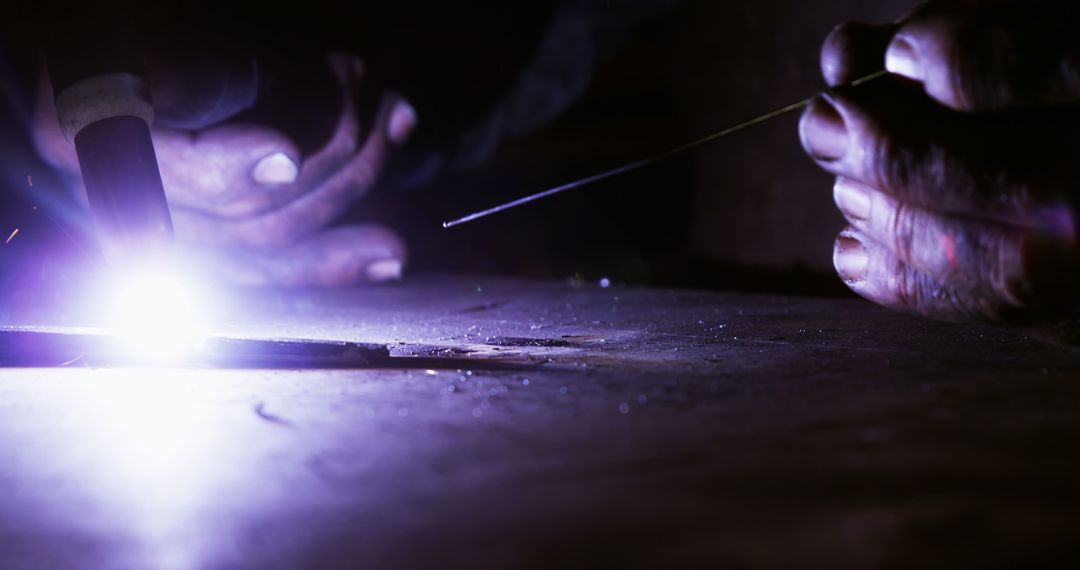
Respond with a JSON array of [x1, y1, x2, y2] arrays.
[[800, 0, 1080, 321], [34, 53, 417, 287]]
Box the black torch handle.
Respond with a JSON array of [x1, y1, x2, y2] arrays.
[[39, 1, 174, 265]]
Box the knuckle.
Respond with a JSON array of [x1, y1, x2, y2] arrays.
[[869, 129, 914, 196], [889, 258, 961, 319], [892, 261, 926, 311], [943, 223, 1035, 312], [867, 115, 954, 209], [337, 158, 378, 191], [896, 266, 988, 321], [885, 200, 917, 263]]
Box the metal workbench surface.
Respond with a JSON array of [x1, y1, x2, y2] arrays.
[[1, 275, 1078, 568]]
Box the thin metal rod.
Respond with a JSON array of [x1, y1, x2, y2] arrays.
[[442, 70, 888, 229]]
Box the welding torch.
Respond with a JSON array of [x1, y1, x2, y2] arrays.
[[42, 12, 174, 266]]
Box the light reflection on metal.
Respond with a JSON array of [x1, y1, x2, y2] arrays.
[[0, 327, 393, 368], [43, 368, 234, 568]]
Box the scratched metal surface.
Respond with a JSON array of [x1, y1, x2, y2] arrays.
[[0, 275, 1078, 569]]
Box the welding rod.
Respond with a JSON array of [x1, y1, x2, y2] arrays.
[[442, 70, 888, 229]]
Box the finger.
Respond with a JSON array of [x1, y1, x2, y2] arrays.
[[834, 227, 1018, 322], [154, 123, 301, 217], [170, 94, 414, 249], [354, 93, 417, 171], [219, 54, 366, 219], [186, 225, 406, 287], [189, 54, 417, 224], [821, 21, 897, 87], [832, 177, 1077, 306], [798, 77, 1080, 227], [387, 98, 418, 147], [158, 52, 364, 221], [885, 1, 1080, 110], [276, 52, 366, 187], [145, 46, 260, 130]]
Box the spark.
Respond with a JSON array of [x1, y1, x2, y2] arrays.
[[5, 228, 19, 244], [58, 354, 85, 367]]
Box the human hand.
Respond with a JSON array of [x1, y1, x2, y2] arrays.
[[33, 52, 417, 286], [800, 1, 1080, 321]]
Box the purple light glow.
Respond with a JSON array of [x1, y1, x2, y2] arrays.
[[60, 369, 225, 567], [2, 368, 298, 568]]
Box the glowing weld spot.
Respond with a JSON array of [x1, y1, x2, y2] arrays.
[[98, 264, 212, 363]]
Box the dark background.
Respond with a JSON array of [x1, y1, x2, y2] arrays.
[[0, 0, 915, 296]]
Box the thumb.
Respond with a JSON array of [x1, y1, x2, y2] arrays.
[[885, 1, 1080, 111]]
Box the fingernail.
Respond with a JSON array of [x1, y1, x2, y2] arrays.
[[833, 178, 871, 221], [252, 152, 299, 185], [365, 258, 402, 282], [885, 37, 923, 82], [835, 234, 869, 282], [387, 100, 418, 145], [800, 97, 849, 161]]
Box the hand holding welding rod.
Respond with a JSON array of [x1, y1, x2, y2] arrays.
[[442, 70, 887, 229], [808, 3, 1080, 322]]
